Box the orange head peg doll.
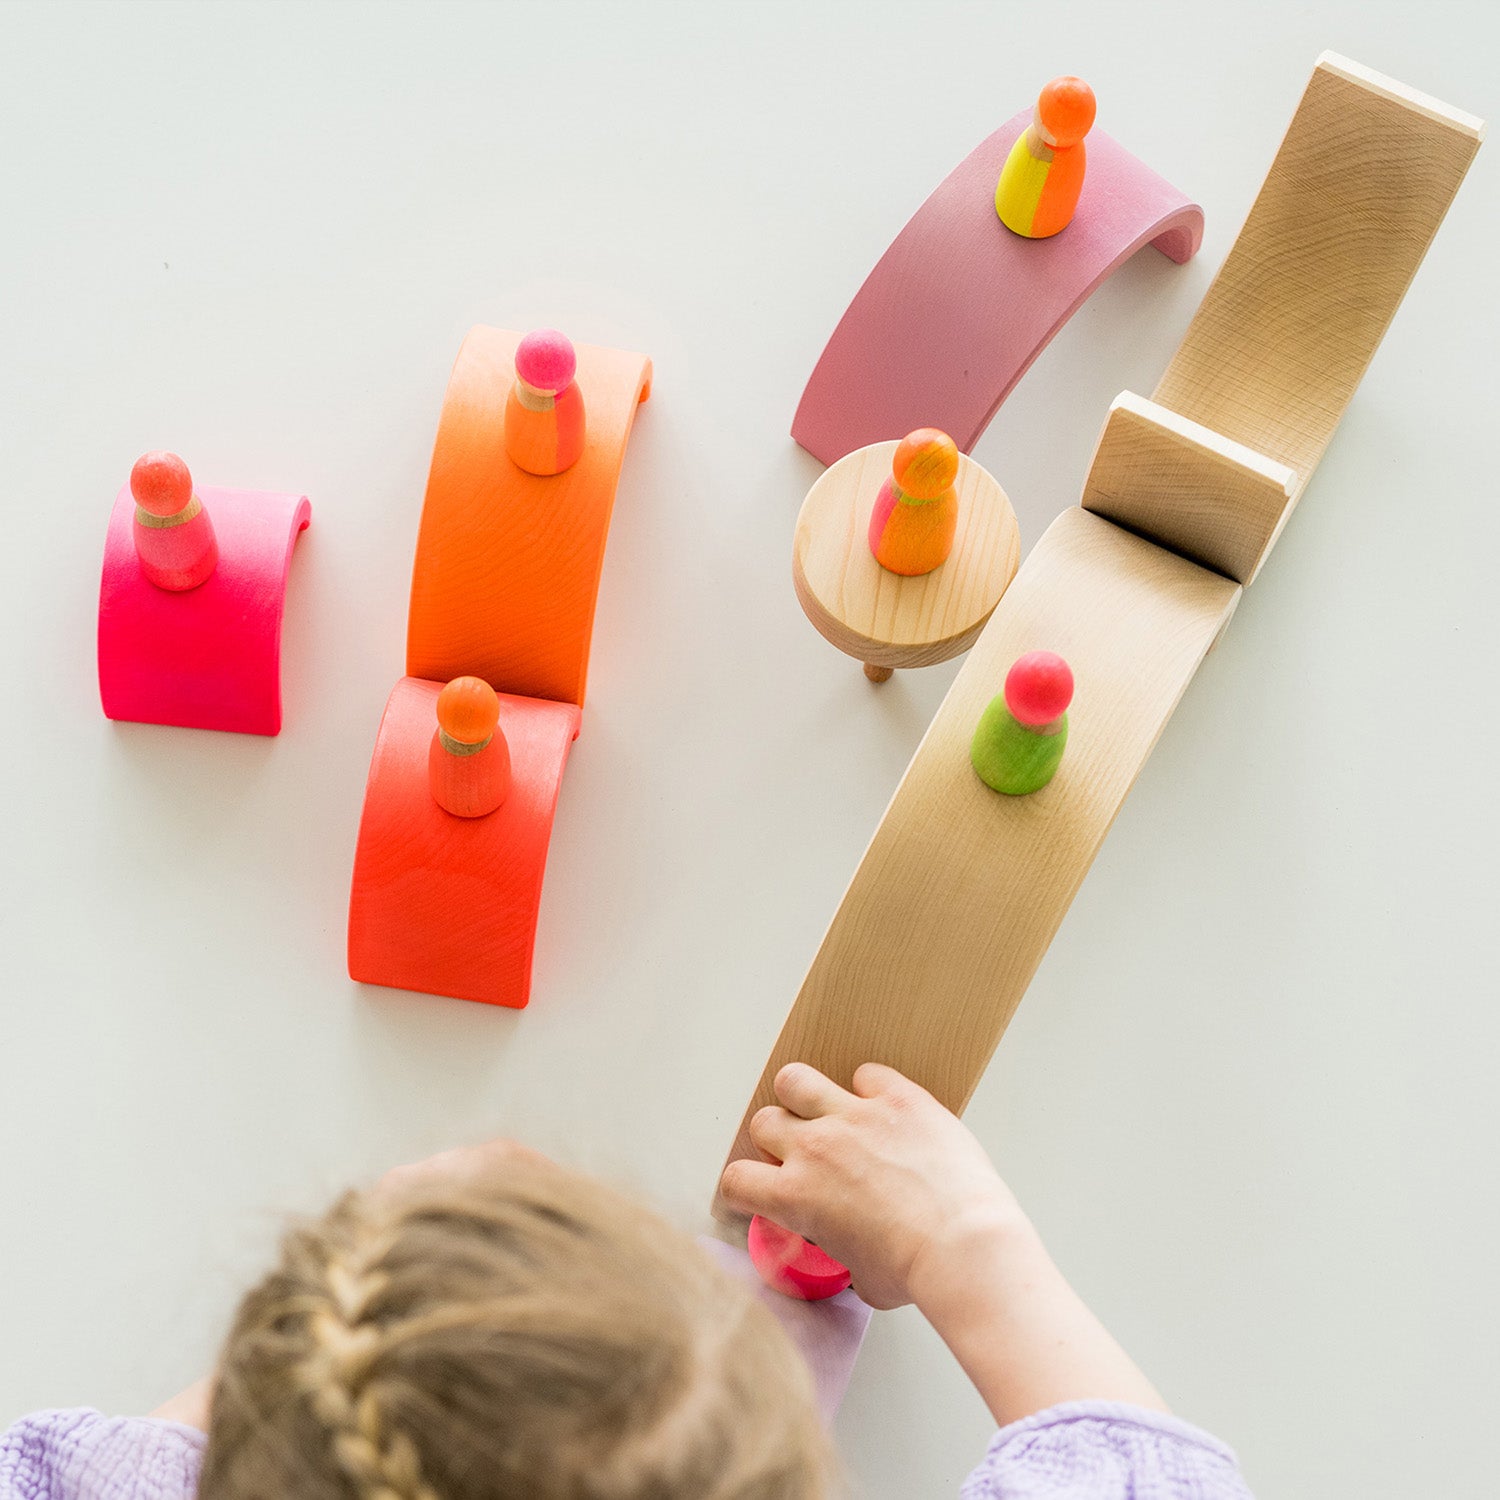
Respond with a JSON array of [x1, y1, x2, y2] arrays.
[[867, 428, 961, 576], [429, 676, 512, 818], [129, 451, 219, 591], [503, 329, 587, 476], [995, 76, 1097, 239]]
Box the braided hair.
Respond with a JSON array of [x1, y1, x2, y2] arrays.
[[198, 1157, 831, 1500]]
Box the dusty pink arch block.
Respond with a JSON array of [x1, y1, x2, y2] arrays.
[[792, 111, 1204, 464], [98, 486, 312, 735]]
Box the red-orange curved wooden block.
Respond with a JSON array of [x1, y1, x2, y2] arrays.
[[348, 677, 583, 1009], [406, 327, 652, 706]]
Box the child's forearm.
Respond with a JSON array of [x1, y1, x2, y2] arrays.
[[912, 1211, 1168, 1428], [721, 1061, 1171, 1428]]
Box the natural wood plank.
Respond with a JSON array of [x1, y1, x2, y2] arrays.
[[719, 509, 1240, 1203], [1080, 393, 1295, 584], [792, 443, 1020, 672], [718, 54, 1482, 1218], [1153, 53, 1482, 497]]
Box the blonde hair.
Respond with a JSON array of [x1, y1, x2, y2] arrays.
[[199, 1157, 832, 1500]]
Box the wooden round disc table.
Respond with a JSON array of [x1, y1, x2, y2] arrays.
[[792, 441, 1021, 681]]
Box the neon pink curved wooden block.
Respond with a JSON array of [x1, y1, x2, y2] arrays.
[[746, 1215, 852, 1301], [791, 111, 1204, 465], [97, 486, 311, 735], [348, 677, 583, 1010]]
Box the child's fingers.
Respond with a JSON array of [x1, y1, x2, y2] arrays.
[[775, 1061, 853, 1119], [748, 1104, 801, 1162], [851, 1061, 927, 1102], [718, 1157, 790, 1221]]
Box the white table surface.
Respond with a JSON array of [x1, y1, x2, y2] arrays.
[[1, 3, 1495, 1495]]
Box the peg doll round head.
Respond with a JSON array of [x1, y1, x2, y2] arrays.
[[514, 329, 578, 396], [130, 451, 194, 517], [436, 675, 501, 747], [891, 428, 960, 501], [1034, 76, 1096, 149], [1004, 651, 1074, 727]]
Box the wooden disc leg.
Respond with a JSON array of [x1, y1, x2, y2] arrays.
[[863, 662, 894, 683]]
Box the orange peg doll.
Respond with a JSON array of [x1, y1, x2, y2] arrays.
[[867, 428, 960, 576], [429, 676, 512, 818], [129, 451, 219, 591], [995, 76, 1097, 239], [503, 328, 587, 476]]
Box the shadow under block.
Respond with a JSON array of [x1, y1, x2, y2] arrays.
[[406, 326, 652, 707], [98, 486, 311, 735], [1150, 54, 1483, 579], [348, 677, 583, 1010], [793, 443, 1020, 671], [722, 508, 1240, 1190], [791, 110, 1203, 465]]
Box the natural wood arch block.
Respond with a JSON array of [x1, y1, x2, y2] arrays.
[[722, 509, 1237, 1181], [348, 677, 582, 1009], [1149, 54, 1483, 580], [1080, 393, 1295, 584], [793, 442, 1020, 672], [406, 327, 652, 707], [98, 486, 311, 735], [719, 55, 1482, 1210], [790, 111, 1203, 466]]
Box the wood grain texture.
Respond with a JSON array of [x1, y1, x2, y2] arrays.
[[348, 677, 582, 1010], [406, 327, 651, 707], [1080, 392, 1296, 584], [720, 56, 1482, 1213], [131, 496, 218, 592], [428, 728, 511, 819], [791, 111, 1202, 465], [1152, 54, 1482, 521], [720, 509, 1240, 1202], [793, 443, 1020, 671], [504, 377, 586, 476]]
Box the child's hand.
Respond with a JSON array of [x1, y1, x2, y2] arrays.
[[718, 1062, 1027, 1310]]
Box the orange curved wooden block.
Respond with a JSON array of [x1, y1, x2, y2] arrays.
[[348, 677, 582, 1009], [406, 327, 652, 706]]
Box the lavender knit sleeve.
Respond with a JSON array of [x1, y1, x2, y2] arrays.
[[962, 1402, 1254, 1499], [0, 1409, 203, 1500]]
